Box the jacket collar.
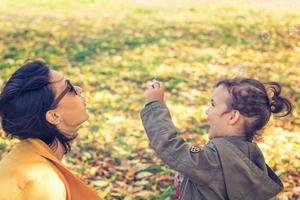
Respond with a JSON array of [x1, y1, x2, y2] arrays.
[[211, 138, 283, 199], [22, 138, 62, 164], [213, 135, 248, 142]]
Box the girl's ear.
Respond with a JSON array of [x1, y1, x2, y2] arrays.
[[228, 110, 241, 125], [46, 110, 62, 125]]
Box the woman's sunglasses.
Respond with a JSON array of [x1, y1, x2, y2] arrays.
[[50, 80, 78, 108]]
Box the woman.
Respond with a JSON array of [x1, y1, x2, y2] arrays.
[[0, 60, 101, 200]]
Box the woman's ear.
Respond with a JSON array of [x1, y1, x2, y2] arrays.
[[228, 110, 241, 125], [46, 110, 62, 125]]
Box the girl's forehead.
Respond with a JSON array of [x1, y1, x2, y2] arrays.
[[213, 85, 231, 103]]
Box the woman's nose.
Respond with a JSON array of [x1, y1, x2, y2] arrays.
[[75, 86, 82, 95]]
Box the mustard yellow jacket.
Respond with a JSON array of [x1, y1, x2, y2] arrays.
[[0, 138, 101, 200]]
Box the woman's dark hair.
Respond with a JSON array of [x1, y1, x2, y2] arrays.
[[0, 60, 73, 152], [216, 77, 292, 141]]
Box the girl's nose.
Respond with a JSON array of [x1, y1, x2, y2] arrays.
[[205, 107, 209, 115]]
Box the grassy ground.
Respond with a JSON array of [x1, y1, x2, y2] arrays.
[[0, 0, 299, 199]]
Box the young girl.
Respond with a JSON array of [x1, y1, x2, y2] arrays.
[[140, 77, 292, 200]]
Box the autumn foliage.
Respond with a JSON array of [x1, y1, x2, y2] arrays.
[[0, 1, 299, 199]]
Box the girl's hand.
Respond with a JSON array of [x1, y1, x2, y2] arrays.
[[145, 79, 164, 104]]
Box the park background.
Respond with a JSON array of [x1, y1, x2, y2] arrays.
[[0, 0, 299, 199]]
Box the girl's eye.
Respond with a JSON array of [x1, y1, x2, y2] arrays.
[[211, 102, 215, 107]]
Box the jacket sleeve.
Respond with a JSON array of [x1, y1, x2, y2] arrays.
[[140, 101, 220, 184]]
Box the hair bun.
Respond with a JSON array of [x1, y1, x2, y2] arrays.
[[265, 82, 292, 117], [269, 95, 283, 113]]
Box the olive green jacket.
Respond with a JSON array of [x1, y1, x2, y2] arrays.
[[140, 101, 283, 200]]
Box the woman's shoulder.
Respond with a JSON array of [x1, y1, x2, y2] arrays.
[[21, 160, 64, 181], [0, 161, 66, 199], [24, 161, 66, 198]]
